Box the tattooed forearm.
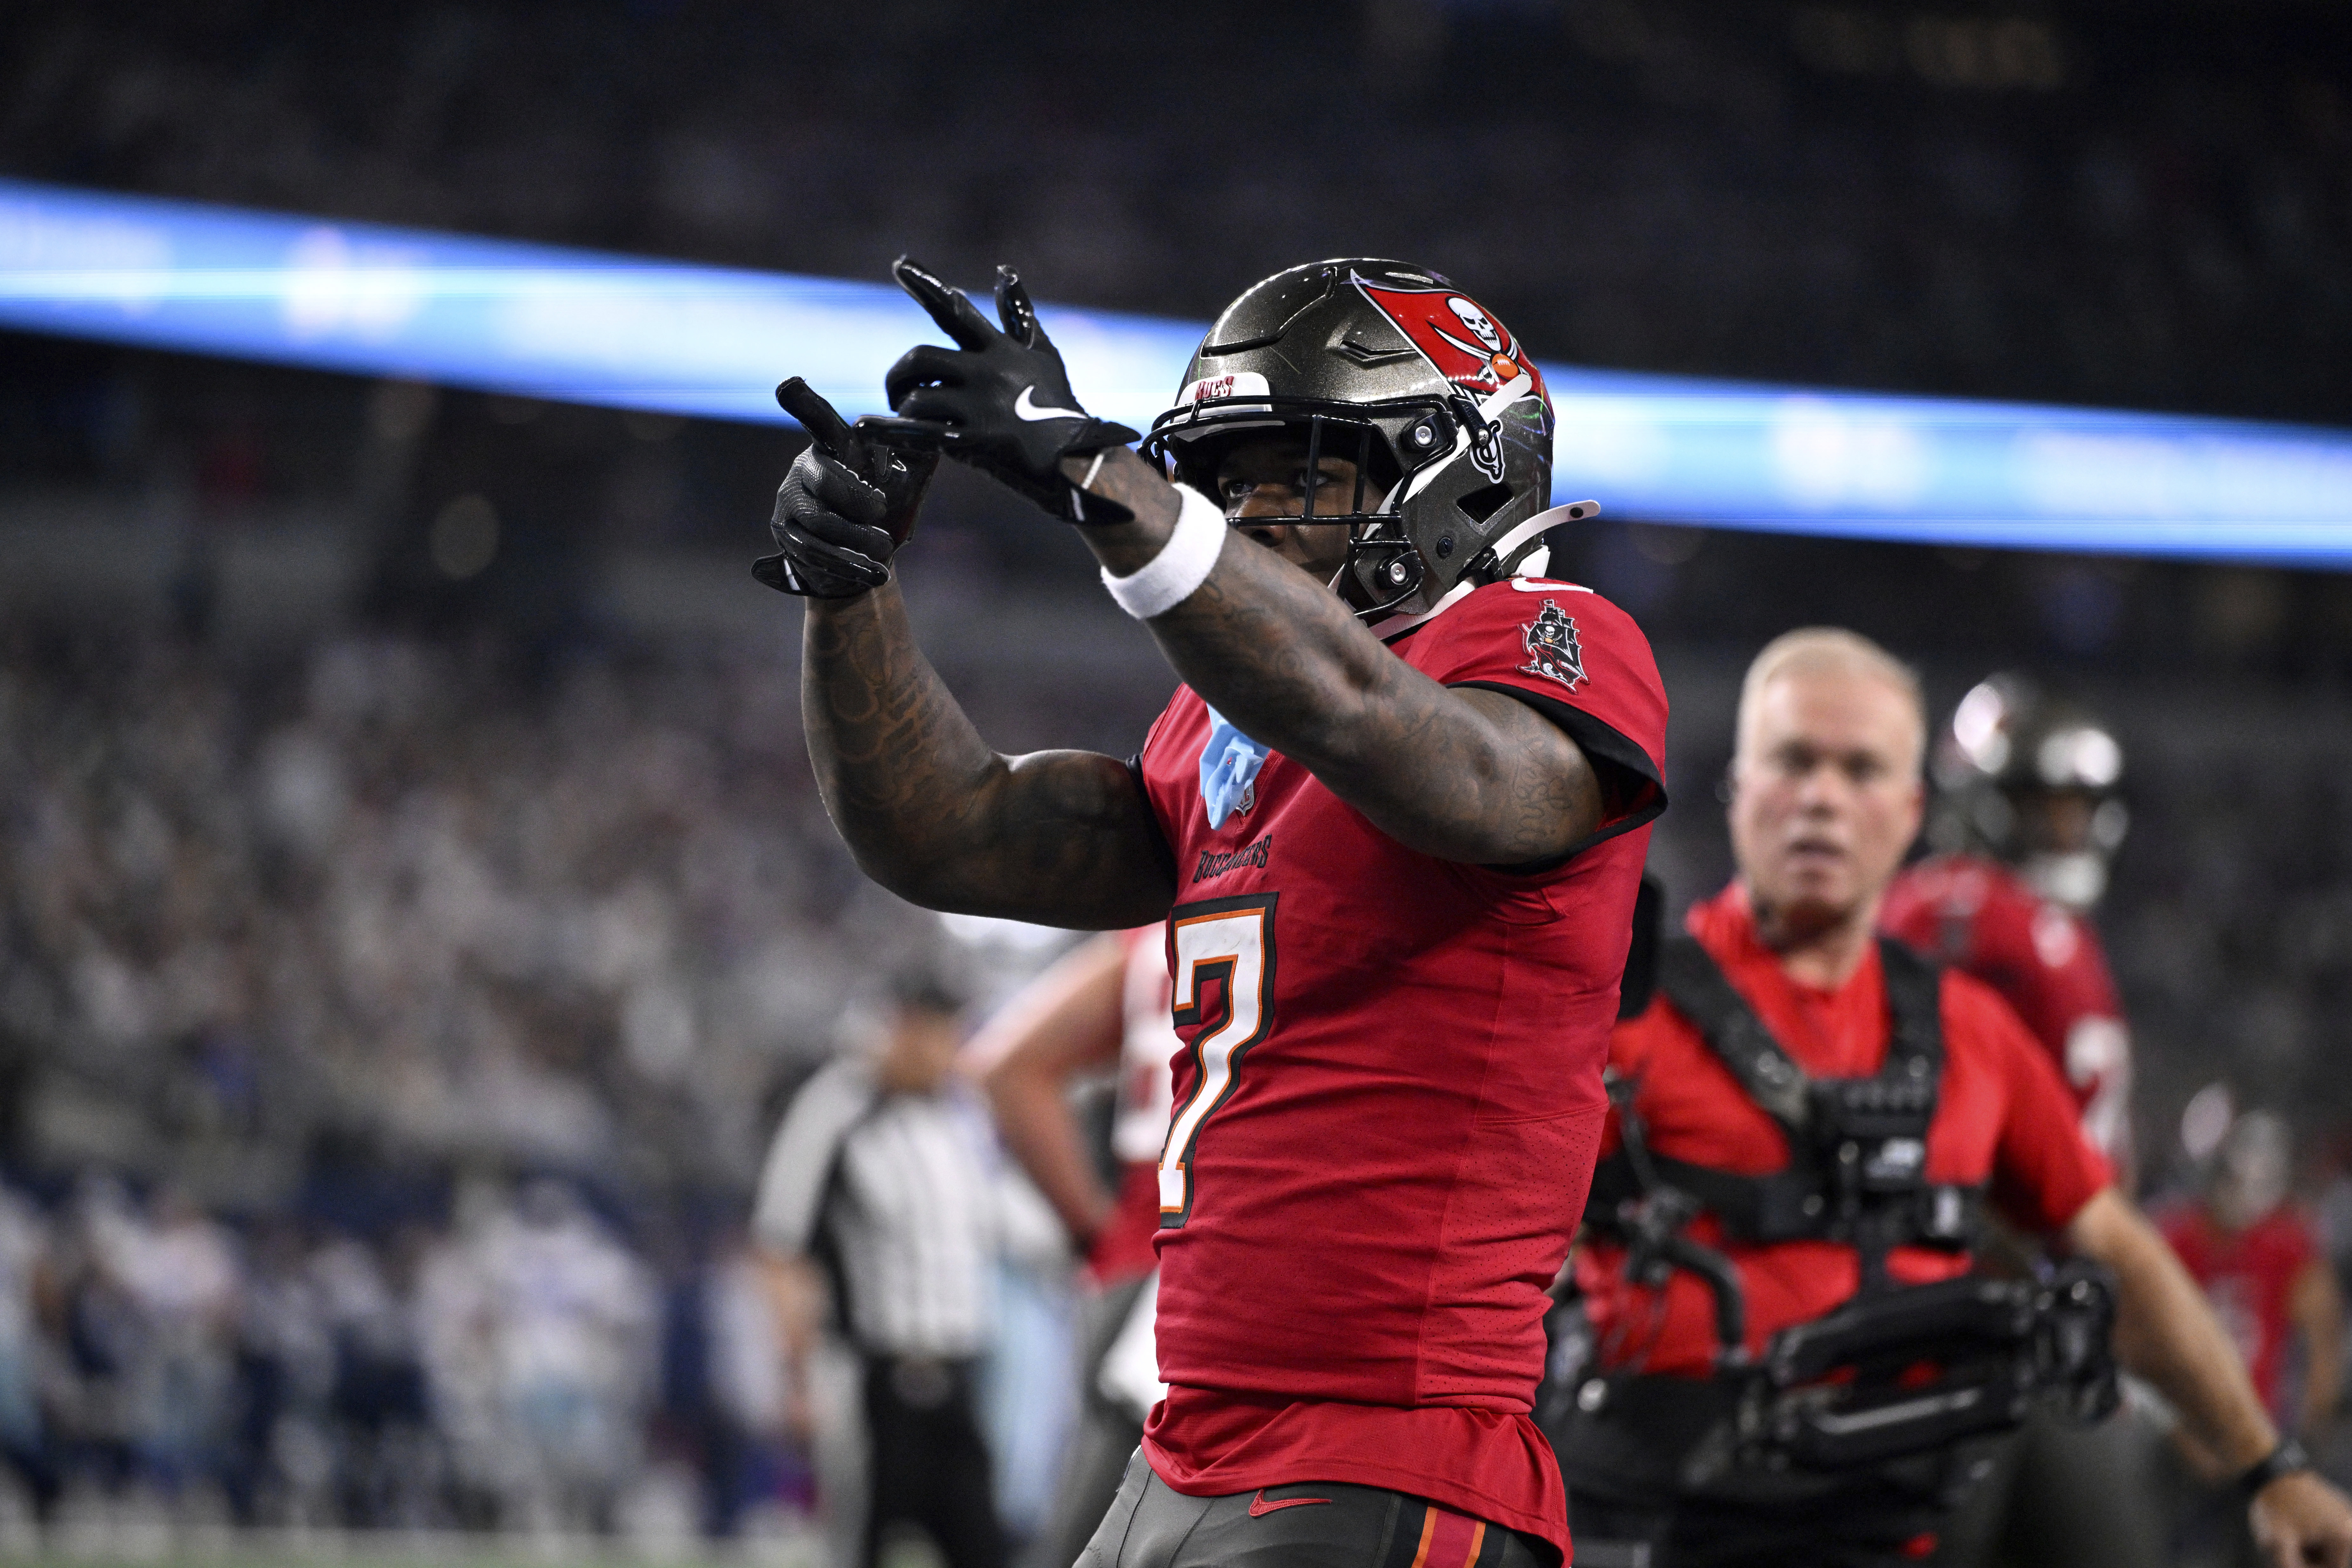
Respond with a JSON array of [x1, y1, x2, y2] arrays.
[[800, 584, 1173, 927], [1067, 449, 1607, 865]]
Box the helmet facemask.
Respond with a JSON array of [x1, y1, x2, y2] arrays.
[[1146, 393, 1446, 616]]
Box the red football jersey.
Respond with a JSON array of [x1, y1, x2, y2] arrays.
[[1578, 885, 2112, 1377], [2157, 1201, 2321, 1419], [1881, 855, 2133, 1162], [1133, 577, 1667, 1557]]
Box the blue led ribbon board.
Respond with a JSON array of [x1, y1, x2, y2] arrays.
[[3, 178, 2349, 563]]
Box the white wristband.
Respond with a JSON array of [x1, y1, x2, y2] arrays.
[[1100, 483, 1226, 620]]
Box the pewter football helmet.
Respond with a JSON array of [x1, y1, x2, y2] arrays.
[[1143, 259, 1558, 615], [1930, 672, 2129, 909]]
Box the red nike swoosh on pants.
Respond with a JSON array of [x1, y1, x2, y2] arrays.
[[1248, 1490, 1333, 1516]]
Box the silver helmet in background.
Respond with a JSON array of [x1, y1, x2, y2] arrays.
[[1929, 672, 2129, 910], [1143, 259, 1561, 617], [2211, 1109, 2295, 1232]]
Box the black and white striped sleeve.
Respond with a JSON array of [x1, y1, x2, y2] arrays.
[[751, 1058, 876, 1256]]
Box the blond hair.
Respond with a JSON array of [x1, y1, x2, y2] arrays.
[[1735, 627, 1926, 774]]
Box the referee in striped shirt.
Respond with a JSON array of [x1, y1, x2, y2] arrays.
[[754, 971, 1007, 1568]]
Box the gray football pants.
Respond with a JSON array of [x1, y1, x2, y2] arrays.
[[1078, 1449, 1556, 1568]]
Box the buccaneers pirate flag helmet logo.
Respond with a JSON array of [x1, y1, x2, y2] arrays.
[[1521, 600, 1587, 690], [1350, 280, 1550, 411]]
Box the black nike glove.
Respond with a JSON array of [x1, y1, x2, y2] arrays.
[[753, 378, 938, 599], [875, 258, 1139, 524]]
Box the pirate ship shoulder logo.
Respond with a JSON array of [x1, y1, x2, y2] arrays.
[[1521, 600, 1587, 690]]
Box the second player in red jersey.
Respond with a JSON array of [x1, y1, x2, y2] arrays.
[[1882, 674, 2137, 1166], [1879, 677, 2152, 1568], [966, 925, 1179, 1568], [1881, 854, 2129, 1152]]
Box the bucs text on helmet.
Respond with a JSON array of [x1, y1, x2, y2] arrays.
[[1928, 672, 2129, 910], [1143, 259, 1569, 616]]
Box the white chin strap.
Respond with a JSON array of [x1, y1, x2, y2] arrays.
[[1391, 368, 1577, 575], [1482, 499, 1602, 579], [1481, 371, 1534, 422]]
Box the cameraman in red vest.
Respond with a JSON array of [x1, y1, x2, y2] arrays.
[[1556, 628, 2352, 1568]]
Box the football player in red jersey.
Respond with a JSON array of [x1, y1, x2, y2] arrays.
[[1557, 630, 2352, 1568], [757, 258, 1669, 1566], [2159, 1110, 2345, 1449], [963, 928, 1176, 1568], [1878, 677, 2152, 1568], [1881, 674, 2135, 1168]]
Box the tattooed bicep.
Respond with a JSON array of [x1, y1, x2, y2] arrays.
[[966, 750, 1177, 927], [1441, 687, 1607, 862]]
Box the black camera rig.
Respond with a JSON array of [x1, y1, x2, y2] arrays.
[[1725, 1261, 2119, 1473]]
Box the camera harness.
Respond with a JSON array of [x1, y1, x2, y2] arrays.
[[1586, 934, 1980, 1294], [1576, 935, 2120, 1479]]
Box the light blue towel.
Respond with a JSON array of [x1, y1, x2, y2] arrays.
[[1199, 706, 1271, 829]]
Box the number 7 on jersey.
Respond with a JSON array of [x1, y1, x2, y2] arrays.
[[1158, 893, 1278, 1228]]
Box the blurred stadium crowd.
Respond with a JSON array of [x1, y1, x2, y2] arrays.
[[5, 0, 2349, 427], [0, 626, 875, 1543], [4, 0, 2352, 1558]]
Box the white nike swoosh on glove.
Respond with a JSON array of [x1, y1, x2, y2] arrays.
[[1014, 385, 1087, 422]]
